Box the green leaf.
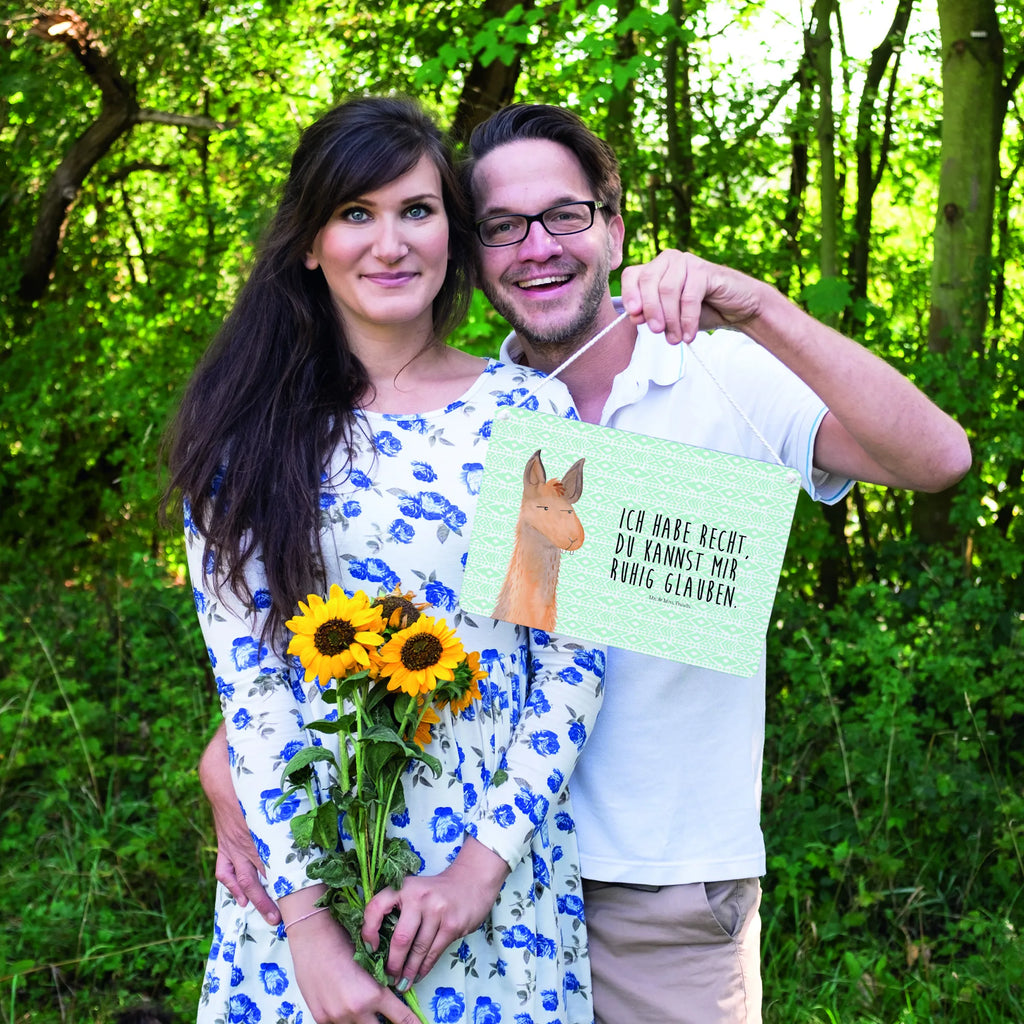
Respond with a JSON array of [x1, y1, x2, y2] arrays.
[[289, 809, 317, 849], [281, 744, 337, 787], [801, 277, 853, 320], [308, 849, 362, 890], [311, 801, 341, 850]]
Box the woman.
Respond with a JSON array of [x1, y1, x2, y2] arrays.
[[164, 97, 604, 1024]]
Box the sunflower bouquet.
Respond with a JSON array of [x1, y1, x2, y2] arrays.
[[278, 583, 485, 1020]]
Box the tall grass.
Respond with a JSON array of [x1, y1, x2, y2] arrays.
[[2, 542, 1020, 1022]]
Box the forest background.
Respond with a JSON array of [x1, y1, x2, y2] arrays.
[[1, 0, 1021, 1021]]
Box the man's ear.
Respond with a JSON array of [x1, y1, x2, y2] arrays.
[[607, 213, 625, 271]]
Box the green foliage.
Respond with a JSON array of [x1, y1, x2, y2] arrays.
[[763, 543, 1024, 1022], [0, 557, 215, 1023], [2, 0, 1023, 1019]]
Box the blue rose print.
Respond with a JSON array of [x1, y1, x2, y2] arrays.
[[342, 499, 362, 517], [528, 730, 560, 756], [250, 833, 270, 865], [558, 666, 582, 685], [531, 852, 550, 890], [259, 963, 289, 996], [493, 804, 516, 828], [534, 934, 557, 959], [253, 589, 272, 611], [209, 922, 223, 961], [231, 636, 265, 671], [393, 414, 429, 433], [419, 491, 449, 521], [443, 503, 467, 530], [194, 587, 207, 613], [424, 578, 457, 611], [515, 788, 549, 826], [279, 739, 303, 762], [473, 995, 502, 1024], [554, 811, 574, 832], [347, 557, 399, 590], [430, 807, 464, 844], [545, 769, 564, 794], [374, 431, 402, 456], [541, 990, 558, 1011], [349, 469, 374, 489], [568, 721, 587, 750], [272, 877, 293, 897], [501, 924, 535, 951], [461, 463, 483, 494], [231, 966, 244, 986], [259, 788, 299, 824], [573, 647, 605, 674], [526, 689, 551, 715], [232, 708, 251, 730], [432, 987, 466, 1023], [389, 519, 415, 544], [412, 461, 437, 482], [319, 492, 336, 509], [557, 894, 585, 921], [227, 994, 261, 1023]]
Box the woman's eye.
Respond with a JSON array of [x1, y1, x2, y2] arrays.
[[406, 203, 433, 220], [340, 207, 370, 223]]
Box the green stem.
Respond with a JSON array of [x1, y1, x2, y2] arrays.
[[351, 691, 374, 903], [402, 985, 429, 1024]]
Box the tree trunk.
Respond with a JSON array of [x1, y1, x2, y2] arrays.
[[913, 0, 1004, 546], [664, 0, 693, 248], [449, 0, 533, 144]]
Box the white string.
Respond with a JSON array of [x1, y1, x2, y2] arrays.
[[504, 311, 791, 472], [682, 343, 787, 468]]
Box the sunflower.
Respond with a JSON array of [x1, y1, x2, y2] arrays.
[[376, 616, 465, 696], [410, 702, 441, 749], [373, 585, 428, 630], [447, 650, 486, 715], [286, 584, 386, 683]]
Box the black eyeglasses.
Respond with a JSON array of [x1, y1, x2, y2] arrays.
[[474, 200, 607, 247]]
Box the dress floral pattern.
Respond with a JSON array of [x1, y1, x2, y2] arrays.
[[188, 360, 605, 1024]]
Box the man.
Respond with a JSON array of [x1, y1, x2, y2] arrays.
[[201, 105, 970, 1023]]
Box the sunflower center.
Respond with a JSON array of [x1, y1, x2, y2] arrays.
[[378, 595, 421, 629], [314, 618, 357, 655], [400, 634, 444, 671]]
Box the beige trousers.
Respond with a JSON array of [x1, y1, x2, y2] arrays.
[[581, 878, 762, 1024]]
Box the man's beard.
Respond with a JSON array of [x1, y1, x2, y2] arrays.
[[481, 260, 610, 356]]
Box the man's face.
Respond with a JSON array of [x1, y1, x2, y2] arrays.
[[471, 138, 624, 354]]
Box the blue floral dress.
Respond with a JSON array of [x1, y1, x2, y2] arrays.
[[188, 360, 605, 1024]]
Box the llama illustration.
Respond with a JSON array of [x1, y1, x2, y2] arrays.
[[492, 449, 585, 631]]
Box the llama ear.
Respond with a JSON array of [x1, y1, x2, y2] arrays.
[[525, 450, 546, 486], [560, 458, 585, 503]]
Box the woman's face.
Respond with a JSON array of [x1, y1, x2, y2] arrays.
[[305, 155, 451, 338]]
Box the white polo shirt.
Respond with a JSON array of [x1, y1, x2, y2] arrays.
[[500, 314, 852, 885]]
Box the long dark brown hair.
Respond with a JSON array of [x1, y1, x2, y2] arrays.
[[162, 96, 474, 644]]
